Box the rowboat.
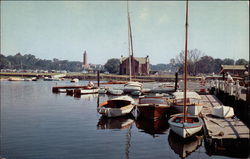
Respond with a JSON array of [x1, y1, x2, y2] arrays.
[[212, 105, 235, 118], [124, 81, 143, 93], [168, 114, 203, 138], [137, 96, 170, 120], [97, 96, 135, 117], [107, 89, 124, 96], [171, 91, 203, 116]]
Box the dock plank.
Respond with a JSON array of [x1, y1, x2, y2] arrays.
[[200, 95, 249, 140]]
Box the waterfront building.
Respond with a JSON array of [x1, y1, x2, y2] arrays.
[[119, 55, 150, 75]]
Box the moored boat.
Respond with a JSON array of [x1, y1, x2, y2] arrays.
[[212, 105, 235, 118], [172, 91, 203, 116], [107, 89, 124, 96], [74, 87, 99, 95], [137, 96, 170, 120], [168, 0, 203, 139], [70, 78, 79, 83], [124, 81, 143, 93], [97, 96, 135, 117], [8, 77, 24, 81], [168, 114, 203, 138]]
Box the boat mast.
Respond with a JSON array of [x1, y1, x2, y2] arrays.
[[184, 0, 189, 123], [127, 1, 132, 81]]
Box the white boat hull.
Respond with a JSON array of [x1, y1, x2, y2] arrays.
[[212, 105, 235, 118], [168, 115, 203, 138], [98, 104, 134, 117], [74, 88, 99, 95]]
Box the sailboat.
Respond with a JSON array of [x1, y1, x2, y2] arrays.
[[168, 0, 203, 138], [123, 2, 143, 94]]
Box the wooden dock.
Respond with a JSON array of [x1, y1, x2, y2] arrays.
[[200, 94, 249, 142]]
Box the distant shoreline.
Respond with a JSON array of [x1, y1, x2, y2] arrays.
[[0, 72, 201, 82]]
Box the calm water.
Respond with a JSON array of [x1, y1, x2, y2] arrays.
[[0, 80, 247, 159]]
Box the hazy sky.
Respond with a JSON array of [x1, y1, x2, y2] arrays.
[[1, 1, 249, 64]]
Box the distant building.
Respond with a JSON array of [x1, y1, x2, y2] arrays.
[[220, 65, 248, 77], [82, 50, 89, 69], [120, 55, 150, 75]]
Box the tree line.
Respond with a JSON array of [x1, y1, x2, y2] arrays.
[[1, 50, 248, 74], [170, 49, 248, 75], [0, 53, 83, 72]]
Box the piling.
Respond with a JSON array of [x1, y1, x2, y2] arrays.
[[97, 70, 100, 87], [174, 72, 178, 91]]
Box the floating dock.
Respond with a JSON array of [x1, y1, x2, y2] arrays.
[[200, 94, 249, 145]]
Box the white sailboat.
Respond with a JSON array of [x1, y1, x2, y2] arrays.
[[168, 0, 203, 138], [123, 3, 143, 93]]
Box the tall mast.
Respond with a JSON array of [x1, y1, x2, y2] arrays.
[[127, 1, 132, 81], [184, 0, 189, 122]]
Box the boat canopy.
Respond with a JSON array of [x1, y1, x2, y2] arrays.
[[173, 92, 201, 100]]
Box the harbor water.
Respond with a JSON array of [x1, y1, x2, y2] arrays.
[[0, 80, 248, 159]]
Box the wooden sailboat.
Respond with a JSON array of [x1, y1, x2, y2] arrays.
[[123, 2, 143, 93], [168, 0, 203, 138]]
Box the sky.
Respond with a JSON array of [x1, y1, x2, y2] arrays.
[[1, 1, 249, 65]]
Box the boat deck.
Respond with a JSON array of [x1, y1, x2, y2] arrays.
[[200, 95, 249, 140]]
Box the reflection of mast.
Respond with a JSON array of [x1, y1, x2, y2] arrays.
[[125, 124, 132, 159]]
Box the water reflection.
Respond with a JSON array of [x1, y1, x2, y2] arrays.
[[135, 118, 169, 137], [73, 94, 98, 101], [168, 131, 203, 158], [97, 116, 134, 130]]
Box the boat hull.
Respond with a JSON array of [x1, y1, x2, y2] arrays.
[[74, 88, 99, 95], [137, 104, 169, 120], [98, 104, 134, 117], [168, 115, 203, 138]]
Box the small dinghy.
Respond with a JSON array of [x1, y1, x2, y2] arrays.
[[212, 105, 235, 118], [70, 78, 79, 83], [107, 89, 123, 96], [124, 81, 143, 93], [168, 114, 203, 138], [98, 88, 107, 94], [97, 96, 135, 117]]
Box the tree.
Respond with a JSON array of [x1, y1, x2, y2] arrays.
[[104, 58, 121, 74], [235, 59, 248, 65], [175, 49, 204, 75], [223, 58, 234, 65], [213, 58, 223, 73], [197, 56, 215, 74]]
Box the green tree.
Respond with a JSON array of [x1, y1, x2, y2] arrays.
[[223, 58, 234, 65], [104, 58, 121, 74], [235, 59, 248, 65]]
